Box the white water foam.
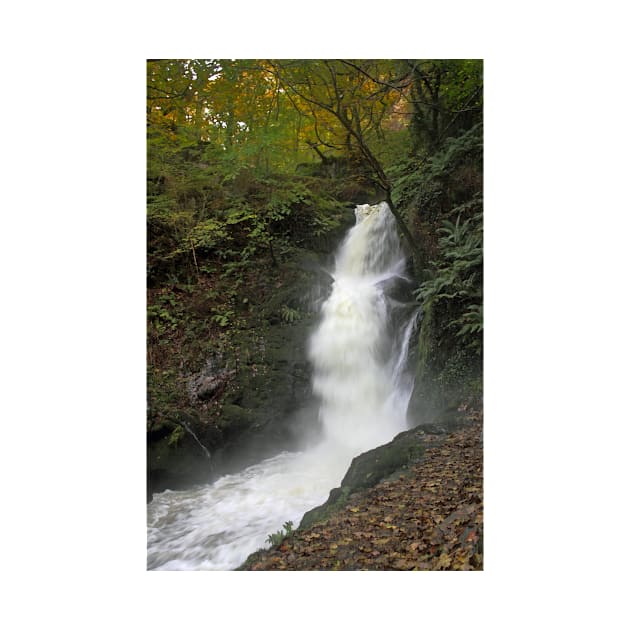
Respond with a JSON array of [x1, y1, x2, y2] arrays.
[[147, 201, 418, 570]]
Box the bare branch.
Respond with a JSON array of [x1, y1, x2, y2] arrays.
[[337, 59, 414, 92], [147, 83, 192, 100]]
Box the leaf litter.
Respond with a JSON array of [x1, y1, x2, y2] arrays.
[[245, 412, 483, 570]]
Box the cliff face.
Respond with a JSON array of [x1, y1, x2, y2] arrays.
[[147, 255, 320, 498]]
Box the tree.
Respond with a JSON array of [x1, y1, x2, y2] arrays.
[[146, 59, 483, 279], [264, 59, 422, 258], [406, 60, 483, 152]]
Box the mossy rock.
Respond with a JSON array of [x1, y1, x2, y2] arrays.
[[299, 428, 426, 530], [407, 297, 482, 425], [340, 439, 424, 491], [219, 404, 254, 433], [299, 411, 472, 531]]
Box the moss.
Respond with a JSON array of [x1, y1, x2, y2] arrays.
[[340, 441, 424, 491], [219, 404, 254, 433], [408, 294, 482, 425], [416, 301, 436, 383], [299, 428, 426, 530]]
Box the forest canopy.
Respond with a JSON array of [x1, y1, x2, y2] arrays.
[[147, 59, 483, 445], [147, 59, 482, 274]]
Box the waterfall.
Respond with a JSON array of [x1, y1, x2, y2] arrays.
[[309, 201, 416, 452], [147, 201, 418, 570]]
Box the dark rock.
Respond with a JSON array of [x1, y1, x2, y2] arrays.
[[147, 414, 217, 500], [187, 359, 235, 403], [147, 313, 322, 498], [299, 428, 425, 530]]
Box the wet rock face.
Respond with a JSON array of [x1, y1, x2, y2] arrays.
[[147, 411, 218, 500], [210, 317, 320, 470], [147, 315, 323, 499], [187, 359, 236, 402]]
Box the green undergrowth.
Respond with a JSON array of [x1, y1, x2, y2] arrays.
[[395, 124, 483, 421], [147, 159, 362, 464]]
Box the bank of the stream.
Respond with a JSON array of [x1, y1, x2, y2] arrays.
[[239, 407, 483, 570]]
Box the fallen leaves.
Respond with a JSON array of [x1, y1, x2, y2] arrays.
[[246, 415, 483, 571]]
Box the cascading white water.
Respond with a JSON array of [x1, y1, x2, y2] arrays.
[[147, 201, 418, 570], [309, 202, 414, 451]]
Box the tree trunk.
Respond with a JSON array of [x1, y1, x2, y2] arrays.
[[385, 191, 422, 267]]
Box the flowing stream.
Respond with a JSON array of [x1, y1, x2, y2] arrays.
[[147, 201, 418, 570]]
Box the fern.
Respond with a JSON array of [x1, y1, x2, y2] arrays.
[[265, 521, 294, 547], [389, 123, 483, 216], [280, 305, 301, 324], [210, 308, 234, 327], [414, 209, 482, 353]]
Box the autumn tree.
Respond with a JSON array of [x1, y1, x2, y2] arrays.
[[146, 59, 482, 281], [262, 59, 423, 257]]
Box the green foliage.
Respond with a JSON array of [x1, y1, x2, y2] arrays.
[[280, 305, 301, 324], [167, 424, 185, 447], [414, 210, 482, 353], [414, 213, 482, 301], [455, 303, 483, 339], [266, 521, 294, 547], [408, 59, 483, 152], [390, 123, 483, 217], [210, 308, 234, 328], [146, 59, 483, 441], [190, 219, 229, 251], [147, 290, 183, 337], [147, 59, 483, 286], [148, 136, 349, 284], [427, 124, 483, 179]]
